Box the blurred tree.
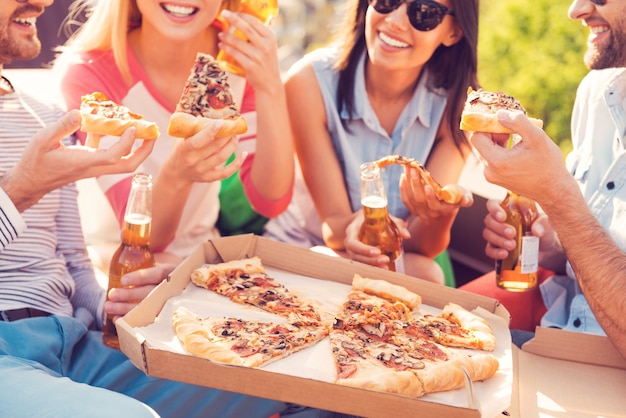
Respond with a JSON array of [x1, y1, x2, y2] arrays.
[[477, 0, 588, 154]]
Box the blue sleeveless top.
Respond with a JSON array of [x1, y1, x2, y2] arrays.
[[310, 46, 448, 219]]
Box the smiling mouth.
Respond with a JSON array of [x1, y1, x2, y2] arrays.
[[13, 17, 37, 27], [379, 32, 409, 49], [589, 25, 608, 35], [160, 3, 198, 18]]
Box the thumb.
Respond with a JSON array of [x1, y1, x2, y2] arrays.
[[496, 110, 541, 139], [34, 109, 81, 148]]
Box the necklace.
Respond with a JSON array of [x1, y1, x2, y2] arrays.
[[0, 76, 15, 95]]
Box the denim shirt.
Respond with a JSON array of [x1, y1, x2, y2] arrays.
[[312, 47, 448, 218], [540, 68, 626, 335]]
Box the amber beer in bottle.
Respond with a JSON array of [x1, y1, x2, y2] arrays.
[[357, 162, 403, 272], [103, 173, 156, 349], [216, 0, 279, 76], [495, 191, 539, 291]]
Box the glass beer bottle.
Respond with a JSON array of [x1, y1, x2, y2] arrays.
[[495, 191, 539, 291], [103, 173, 156, 349], [216, 0, 279, 76], [357, 162, 404, 272]]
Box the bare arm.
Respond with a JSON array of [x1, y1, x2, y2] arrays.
[[472, 110, 626, 358], [403, 130, 471, 257], [285, 61, 357, 249], [152, 122, 241, 250], [542, 181, 626, 358], [219, 11, 294, 204]]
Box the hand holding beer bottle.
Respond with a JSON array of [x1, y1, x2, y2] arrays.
[[103, 173, 156, 349], [495, 191, 539, 291], [357, 162, 404, 272]]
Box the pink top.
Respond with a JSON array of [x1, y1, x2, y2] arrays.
[[58, 48, 290, 257]]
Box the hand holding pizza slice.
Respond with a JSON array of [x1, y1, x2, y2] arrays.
[[168, 53, 248, 139], [79, 92, 160, 147], [460, 87, 543, 134]]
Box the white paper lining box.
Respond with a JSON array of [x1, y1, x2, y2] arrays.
[[117, 234, 513, 418]]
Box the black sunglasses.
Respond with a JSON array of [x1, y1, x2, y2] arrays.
[[368, 0, 455, 32], [590, 0, 607, 5]]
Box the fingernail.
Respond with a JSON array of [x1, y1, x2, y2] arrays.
[[498, 111, 511, 122], [221, 9, 233, 18]]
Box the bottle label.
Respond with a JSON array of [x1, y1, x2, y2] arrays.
[[520, 235, 539, 274]]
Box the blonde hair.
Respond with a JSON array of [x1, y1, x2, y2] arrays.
[[59, 0, 237, 83]]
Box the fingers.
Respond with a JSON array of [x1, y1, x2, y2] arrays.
[[35, 109, 81, 149], [121, 263, 177, 287]]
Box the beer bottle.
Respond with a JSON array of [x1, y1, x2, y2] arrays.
[[103, 173, 156, 349], [357, 162, 404, 272], [495, 190, 539, 291]]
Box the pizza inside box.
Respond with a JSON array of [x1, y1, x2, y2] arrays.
[[117, 234, 513, 418]]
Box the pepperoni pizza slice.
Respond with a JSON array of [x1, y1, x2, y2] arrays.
[[168, 52, 248, 138]]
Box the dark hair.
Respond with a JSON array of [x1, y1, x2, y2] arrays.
[[333, 0, 480, 152]]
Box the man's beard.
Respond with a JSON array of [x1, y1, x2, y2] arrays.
[[0, 13, 41, 64], [585, 24, 626, 70], [0, 37, 41, 64]]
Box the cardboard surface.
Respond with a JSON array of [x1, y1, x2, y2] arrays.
[[522, 326, 626, 370], [507, 346, 626, 418], [118, 235, 512, 418]]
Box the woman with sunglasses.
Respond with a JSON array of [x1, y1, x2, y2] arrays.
[[266, 0, 479, 283]]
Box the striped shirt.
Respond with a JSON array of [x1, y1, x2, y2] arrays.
[[0, 85, 104, 325]]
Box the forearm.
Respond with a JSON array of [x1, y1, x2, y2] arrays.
[[249, 82, 294, 201], [151, 169, 193, 251], [0, 169, 45, 212], [404, 212, 456, 258], [322, 212, 360, 250], [541, 181, 626, 358]]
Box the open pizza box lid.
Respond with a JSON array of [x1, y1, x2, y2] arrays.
[[505, 329, 626, 417], [117, 234, 512, 418]]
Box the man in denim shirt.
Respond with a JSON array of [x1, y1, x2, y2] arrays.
[[467, 0, 626, 357]]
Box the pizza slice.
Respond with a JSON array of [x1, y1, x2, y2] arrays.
[[329, 275, 499, 397], [460, 87, 543, 133], [172, 307, 329, 368], [79, 91, 160, 144], [190, 257, 325, 327], [374, 155, 464, 205], [412, 303, 497, 351], [167, 52, 248, 138]]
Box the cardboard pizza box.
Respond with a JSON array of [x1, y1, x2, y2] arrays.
[[502, 303, 626, 417], [506, 345, 626, 417], [117, 234, 512, 418]]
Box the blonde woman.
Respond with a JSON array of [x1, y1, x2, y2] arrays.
[[54, 0, 294, 260]]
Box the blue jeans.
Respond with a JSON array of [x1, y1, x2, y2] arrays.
[[0, 315, 327, 417]]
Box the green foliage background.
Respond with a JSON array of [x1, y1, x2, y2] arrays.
[[477, 0, 589, 155]]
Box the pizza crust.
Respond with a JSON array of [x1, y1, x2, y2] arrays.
[[441, 303, 497, 351], [80, 111, 160, 140], [460, 111, 543, 134], [352, 274, 421, 310], [417, 351, 499, 394], [172, 307, 329, 368], [167, 111, 248, 138], [191, 256, 264, 289]]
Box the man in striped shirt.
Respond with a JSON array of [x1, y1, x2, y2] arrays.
[[0, 1, 328, 417]]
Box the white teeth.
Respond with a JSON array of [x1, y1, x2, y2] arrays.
[[13, 17, 36, 26], [162, 4, 196, 17], [590, 26, 608, 34], [379, 32, 409, 48]]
